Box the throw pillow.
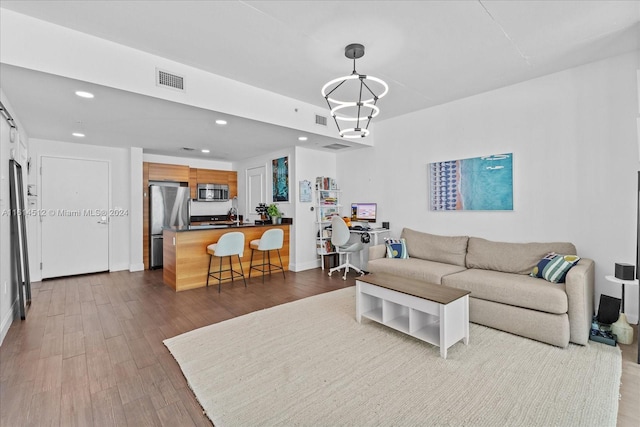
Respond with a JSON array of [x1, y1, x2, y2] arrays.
[[530, 252, 581, 283], [385, 238, 409, 259]]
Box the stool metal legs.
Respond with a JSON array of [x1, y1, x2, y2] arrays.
[[207, 254, 247, 293], [249, 248, 285, 283]]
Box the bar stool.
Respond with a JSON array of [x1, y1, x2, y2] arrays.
[[249, 228, 285, 283], [206, 231, 246, 293]]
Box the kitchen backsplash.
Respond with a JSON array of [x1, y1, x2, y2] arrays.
[[190, 200, 232, 216]]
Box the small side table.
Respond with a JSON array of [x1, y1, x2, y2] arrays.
[[604, 275, 638, 345]]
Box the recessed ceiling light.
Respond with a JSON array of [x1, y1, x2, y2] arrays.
[[75, 91, 94, 98], [72, 132, 85, 137], [215, 119, 227, 125], [201, 149, 210, 153], [298, 136, 308, 141]]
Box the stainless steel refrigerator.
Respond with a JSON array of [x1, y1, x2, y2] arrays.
[[149, 185, 190, 269]]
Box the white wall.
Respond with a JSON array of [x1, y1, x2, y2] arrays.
[[294, 147, 337, 271], [142, 153, 233, 171], [338, 51, 640, 323], [27, 139, 132, 281], [0, 90, 29, 345]]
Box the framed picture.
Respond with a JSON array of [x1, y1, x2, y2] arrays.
[[428, 153, 513, 211], [299, 180, 312, 202], [272, 156, 289, 202]]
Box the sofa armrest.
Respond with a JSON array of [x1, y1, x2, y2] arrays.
[[565, 258, 595, 345], [369, 244, 386, 261]]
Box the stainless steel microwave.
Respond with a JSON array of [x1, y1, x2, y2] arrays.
[[197, 184, 229, 201]]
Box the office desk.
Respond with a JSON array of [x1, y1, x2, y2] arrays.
[[349, 228, 390, 245]]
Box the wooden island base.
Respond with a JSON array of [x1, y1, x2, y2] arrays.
[[163, 224, 290, 292]]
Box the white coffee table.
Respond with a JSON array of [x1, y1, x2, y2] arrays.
[[356, 272, 470, 359]]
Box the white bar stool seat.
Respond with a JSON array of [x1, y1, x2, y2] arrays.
[[249, 228, 285, 283], [206, 231, 246, 292]]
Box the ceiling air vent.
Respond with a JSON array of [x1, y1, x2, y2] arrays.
[[156, 69, 185, 91], [324, 143, 350, 150], [315, 114, 327, 126]]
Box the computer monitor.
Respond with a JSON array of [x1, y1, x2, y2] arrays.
[[351, 203, 377, 223]]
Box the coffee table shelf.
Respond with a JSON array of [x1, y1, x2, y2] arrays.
[[356, 273, 470, 359]]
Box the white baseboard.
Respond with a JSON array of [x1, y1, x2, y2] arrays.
[[129, 263, 145, 272], [109, 263, 129, 272], [0, 298, 17, 347], [290, 260, 322, 272]]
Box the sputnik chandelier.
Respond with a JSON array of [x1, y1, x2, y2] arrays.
[[321, 43, 388, 139]]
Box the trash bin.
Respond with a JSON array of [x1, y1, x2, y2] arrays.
[[323, 253, 339, 270]]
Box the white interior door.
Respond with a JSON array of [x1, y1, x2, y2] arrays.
[[40, 156, 109, 278], [246, 165, 266, 222]]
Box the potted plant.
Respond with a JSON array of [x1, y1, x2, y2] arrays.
[[267, 203, 282, 224]]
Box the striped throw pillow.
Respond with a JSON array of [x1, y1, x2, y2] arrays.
[[530, 253, 580, 283], [385, 238, 409, 259]]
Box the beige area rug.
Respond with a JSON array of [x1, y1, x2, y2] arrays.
[[164, 287, 621, 427]]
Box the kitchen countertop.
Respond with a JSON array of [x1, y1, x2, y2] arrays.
[[166, 221, 290, 232]]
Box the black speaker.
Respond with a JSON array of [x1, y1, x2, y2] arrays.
[[597, 294, 621, 325], [614, 263, 635, 280], [382, 221, 389, 229]]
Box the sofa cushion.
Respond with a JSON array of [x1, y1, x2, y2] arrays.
[[442, 269, 568, 314], [530, 253, 581, 283], [401, 228, 468, 267], [465, 237, 577, 274], [367, 258, 467, 285]]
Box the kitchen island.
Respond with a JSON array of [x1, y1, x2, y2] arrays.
[[163, 223, 290, 292]]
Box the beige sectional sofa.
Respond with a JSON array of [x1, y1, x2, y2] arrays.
[[367, 228, 595, 347]]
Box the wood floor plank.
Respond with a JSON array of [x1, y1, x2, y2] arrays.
[[0, 379, 35, 426], [1, 268, 635, 426], [63, 330, 85, 359], [156, 400, 197, 427], [33, 354, 63, 394], [105, 335, 132, 365], [122, 395, 162, 426], [61, 353, 89, 393], [27, 388, 62, 427], [91, 386, 127, 427], [60, 386, 94, 427]]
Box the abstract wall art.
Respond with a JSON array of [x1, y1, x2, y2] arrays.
[[429, 153, 513, 211], [272, 156, 289, 202]]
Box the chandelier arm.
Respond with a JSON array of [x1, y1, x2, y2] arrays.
[[360, 79, 378, 99], [324, 78, 348, 98], [357, 80, 365, 128], [332, 115, 342, 134], [363, 97, 377, 129]]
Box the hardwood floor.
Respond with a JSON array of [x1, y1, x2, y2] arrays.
[[0, 268, 638, 426]]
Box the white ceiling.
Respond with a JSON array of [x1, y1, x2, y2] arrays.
[[1, 1, 639, 161]]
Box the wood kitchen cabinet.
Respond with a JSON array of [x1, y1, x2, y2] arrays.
[[228, 171, 238, 198], [196, 168, 227, 184], [189, 168, 198, 199], [192, 168, 238, 198], [148, 162, 190, 182]]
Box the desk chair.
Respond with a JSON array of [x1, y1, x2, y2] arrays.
[[249, 228, 285, 283], [328, 215, 364, 280], [206, 231, 246, 293]]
